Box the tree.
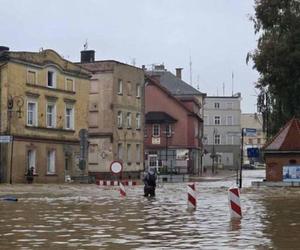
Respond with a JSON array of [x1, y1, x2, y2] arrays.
[[248, 0, 300, 137]]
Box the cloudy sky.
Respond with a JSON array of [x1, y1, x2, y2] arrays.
[[1, 0, 259, 112]]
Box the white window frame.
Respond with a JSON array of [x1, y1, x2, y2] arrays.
[[227, 135, 234, 145], [166, 124, 172, 137], [214, 116, 221, 125], [47, 149, 56, 174], [214, 134, 221, 145], [152, 124, 160, 137], [47, 69, 56, 88], [127, 112, 132, 128], [27, 99, 38, 126], [214, 102, 220, 109], [117, 143, 123, 160], [46, 102, 56, 128], [117, 111, 123, 128], [136, 113, 141, 130], [127, 144, 131, 162], [136, 84, 141, 98], [65, 104, 74, 130], [204, 115, 209, 125], [136, 144, 141, 162], [65, 77, 75, 92], [118, 79, 123, 95], [27, 149, 36, 174], [27, 68, 37, 85], [227, 116, 233, 126]]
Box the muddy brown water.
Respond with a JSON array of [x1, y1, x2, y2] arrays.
[[0, 170, 300, 249]]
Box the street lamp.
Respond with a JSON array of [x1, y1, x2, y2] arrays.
[[210, 128, 218, 174], [7, 95, 24, 184]]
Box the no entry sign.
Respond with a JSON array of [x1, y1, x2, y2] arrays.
[[110, 161, 123, 175]]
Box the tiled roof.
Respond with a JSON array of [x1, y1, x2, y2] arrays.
[[264, 117, 300, 151], [146, 70, 204, 96]]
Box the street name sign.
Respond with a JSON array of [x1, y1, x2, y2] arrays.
[[244, 128, 257, 137], [0, 135, 12, 143]]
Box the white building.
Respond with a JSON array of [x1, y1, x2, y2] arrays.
[[202, 93, 241, 172], [241, 113, 266, 165]]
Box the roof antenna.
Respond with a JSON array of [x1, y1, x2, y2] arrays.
[[231, 71, 234, 96], [197, 74, 200, 90], [84, 39, 88, 50], [189, 53, 193, 86], [223, 82, 225, 96]]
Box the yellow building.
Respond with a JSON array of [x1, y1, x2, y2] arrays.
[[0, 47, 91, 183], [79, 50, 144, 180]]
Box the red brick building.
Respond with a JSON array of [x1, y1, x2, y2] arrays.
[[144, 76, 203, 175], [264, 118, 300, 181]]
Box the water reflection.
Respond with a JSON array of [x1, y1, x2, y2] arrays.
[[0, 171, 299, 249]]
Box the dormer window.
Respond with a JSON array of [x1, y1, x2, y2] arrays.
[[47, 70, 56, 88]]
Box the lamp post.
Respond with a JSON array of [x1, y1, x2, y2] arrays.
[[7, 95, 24, 184], [210, 128, 218, 174]]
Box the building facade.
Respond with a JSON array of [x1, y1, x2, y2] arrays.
[[202, 94, 242, 171], [241, 113, 266, 165], [0, 47, 90, 183], [79, 51, 144, 180], [144, 76, 203, 175], [146, 65, 206, 174]]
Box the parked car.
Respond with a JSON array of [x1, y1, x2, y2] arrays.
[[242, 163, 255, 170]]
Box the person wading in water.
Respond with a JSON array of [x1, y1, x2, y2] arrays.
[[143, 170, 157, 197]]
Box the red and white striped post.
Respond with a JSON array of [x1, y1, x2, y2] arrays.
[[119, 182, 126, 197], [228, 187, 242, 219], [187, 183, 196, 209]]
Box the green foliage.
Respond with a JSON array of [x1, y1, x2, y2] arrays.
[[249, 0, 300, 136]]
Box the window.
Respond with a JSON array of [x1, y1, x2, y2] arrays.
[[136, 144, 141, 162], [214, 116, 220, 125], [136, 113, 141, 129], [27, 149, 36, 174], [214, 102, 220, 109], [126, 112, 132, 128], [47, 150, 56, 174], [166, 124, 172, 137], [227, 102, 233, 109], [117, 111, 123, 128], [47, 70, 56, 88], [118, 143, 123, 160], [227, 116, 233, 125], [249, 138, 253, 145], [227, 135, 234, 145], [152, 124, 160, 137], [214, 134, 221, 145], [127, 82, 132, 96], [46, 103, 56, 128], [27, 69, 37, 85], [27, 100, 37, 126], [65, 104, 74, 129], [118, 79, 123, 94], [65, 77, 75, 91], [144, 127, 148, 137], [136, 84, 141, 98], [127, 144, 131, 162], [257, 138, 261, 145]]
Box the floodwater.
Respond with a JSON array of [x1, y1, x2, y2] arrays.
[[0, 170, 300, 249]]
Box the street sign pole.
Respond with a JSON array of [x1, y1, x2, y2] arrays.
[[239, 128, 244, 188]]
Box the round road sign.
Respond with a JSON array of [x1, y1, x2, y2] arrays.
[[110, 161, 123, 174]]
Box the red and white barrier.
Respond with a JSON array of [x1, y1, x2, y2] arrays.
[[187, 183, 196, 209], [228, 187, 242, 218], [119, 182, 126, 197], [96, 180, 138, 186]]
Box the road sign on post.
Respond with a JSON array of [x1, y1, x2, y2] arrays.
[[244, 128, 257, 137], [79, 129, 89, 171]]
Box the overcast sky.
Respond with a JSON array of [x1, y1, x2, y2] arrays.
[[1, 0, 259, 112]]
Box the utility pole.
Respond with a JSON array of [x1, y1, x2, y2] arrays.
[[239, 128, 244, 188]]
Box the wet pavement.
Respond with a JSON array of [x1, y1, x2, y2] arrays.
[[0, 170, 300, 249]]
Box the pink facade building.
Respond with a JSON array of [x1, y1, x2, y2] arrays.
[[144, 76, 203, 175]]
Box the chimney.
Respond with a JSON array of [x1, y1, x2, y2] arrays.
[[0, 46, 9, 52], [176, 68, 183, 80], [80, 50, 95, 63]]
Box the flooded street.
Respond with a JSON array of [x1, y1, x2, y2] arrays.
[[0, 170, 300, 249]]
